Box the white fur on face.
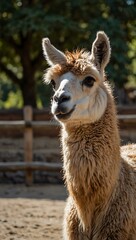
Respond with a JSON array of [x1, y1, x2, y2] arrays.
[[51, 71, 107, 125]]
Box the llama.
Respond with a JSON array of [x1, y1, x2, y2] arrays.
[[42, 32, 136, 240]]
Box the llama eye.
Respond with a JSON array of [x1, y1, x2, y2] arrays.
[[51, 79, 56, 90], [83, 76, 95, 88]]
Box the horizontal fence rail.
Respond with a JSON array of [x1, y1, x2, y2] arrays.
[[0, 120, 59, 128], [0, 115, 136, 128], [118, 114, 136, 120], [0, 106, 136, 185], [0, 162, 62, 172]]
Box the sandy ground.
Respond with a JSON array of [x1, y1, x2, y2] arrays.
[[0, 184, 67, 240]]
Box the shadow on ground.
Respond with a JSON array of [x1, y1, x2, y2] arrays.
[[0, 184, 67, 200]]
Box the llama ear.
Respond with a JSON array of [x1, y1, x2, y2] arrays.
[[91, 31, 111, 71], [42, 38, 67, 66]]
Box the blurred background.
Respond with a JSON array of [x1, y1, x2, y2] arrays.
[[0, 0, 136, 182], [0, 0, 136, 108]]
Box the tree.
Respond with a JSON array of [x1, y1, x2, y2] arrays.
[[0, 0, 136, 107], [0, 0, 82, 107]]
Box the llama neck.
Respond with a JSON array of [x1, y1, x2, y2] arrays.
[[62, 96, 120, 199], [62, 97, 120, 229]]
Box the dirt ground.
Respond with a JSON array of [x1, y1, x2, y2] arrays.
[[0, 184, 67, 240]]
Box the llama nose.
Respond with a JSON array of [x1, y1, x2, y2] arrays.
[[54, 93, 70, 104]]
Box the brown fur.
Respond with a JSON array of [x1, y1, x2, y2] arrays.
[[44, 50, 99, 84], [62, 92, 136, 239], [42, 32, 136, 239]]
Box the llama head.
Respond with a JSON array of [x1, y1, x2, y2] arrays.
[[42, 31, 111, 125]]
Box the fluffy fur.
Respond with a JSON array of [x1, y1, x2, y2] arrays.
[[42, 31, 136, 239], [62, 97, 136, 239]]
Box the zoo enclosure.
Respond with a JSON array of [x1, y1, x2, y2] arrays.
[[0, 106, 136, 185], [0, 106, 62, 185]]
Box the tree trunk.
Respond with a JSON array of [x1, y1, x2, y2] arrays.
[[21, 75, 37, 108], [20, 34, 37, 108]]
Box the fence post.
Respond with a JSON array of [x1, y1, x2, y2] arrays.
[[24, 106, 33, 185]]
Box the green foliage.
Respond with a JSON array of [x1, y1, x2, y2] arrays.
[[0, 74, 23, 108], [0, 0, 136, 108]]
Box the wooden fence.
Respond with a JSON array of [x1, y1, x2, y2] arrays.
[[0, 106, 61, 185], [0, 106, 136, 185]]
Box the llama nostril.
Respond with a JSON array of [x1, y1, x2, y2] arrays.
[[53, 93, 71, 104], [54, 95, 59, 103], [59, 94, 70, 104]]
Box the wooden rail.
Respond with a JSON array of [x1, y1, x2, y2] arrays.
[[0, 106, 136, 185], [118, 115, 136, 120], [0, 120, 59, 128], [0, 115, 136, 128], [0, 106, 61, 186], [0, 162, 62, 172]]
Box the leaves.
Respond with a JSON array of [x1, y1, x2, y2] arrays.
[[0, 0, 136, 107]]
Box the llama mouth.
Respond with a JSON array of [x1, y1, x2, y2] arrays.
[[55, 106, 76, 120]]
